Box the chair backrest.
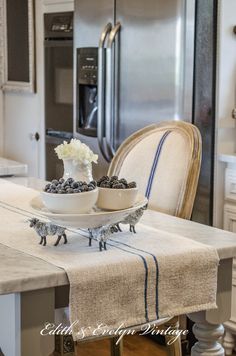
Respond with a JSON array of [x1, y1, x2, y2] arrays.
[[108, 121, 202, 219]]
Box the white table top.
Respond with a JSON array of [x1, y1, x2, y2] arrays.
[[1, 176, 236, 295]]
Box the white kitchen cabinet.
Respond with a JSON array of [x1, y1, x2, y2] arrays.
[[2, 0, 74, 178], [224, 204, 236, 233], [222, 168, 236, 355]]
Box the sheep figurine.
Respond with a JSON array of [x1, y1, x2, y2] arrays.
[[116, 205, 147, 233], [29, 218, 67, 246], [88, 225, 119, 251]]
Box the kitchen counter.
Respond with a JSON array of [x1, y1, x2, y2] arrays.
[[2, 175, 46, 190], [0, 158, 28, 176]]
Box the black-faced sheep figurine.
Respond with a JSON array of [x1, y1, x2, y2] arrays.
[[89, 225, 119, 251], [117, 205, 147, 233], [29, 218, 67, 246]]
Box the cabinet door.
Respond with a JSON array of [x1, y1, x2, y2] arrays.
[[225, 169, 236, 203], [224, 204, 236, 232], [224, 204, 236, 335]]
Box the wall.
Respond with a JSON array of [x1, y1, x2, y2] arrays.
[[2, 0, 74, 178], [213, 0, 236, 228]]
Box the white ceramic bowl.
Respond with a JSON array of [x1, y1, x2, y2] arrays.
[[41, 188, 98, 214], [97, 187, 138, 211]]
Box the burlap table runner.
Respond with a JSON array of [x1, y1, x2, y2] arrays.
[[0, 181, 219, 340]]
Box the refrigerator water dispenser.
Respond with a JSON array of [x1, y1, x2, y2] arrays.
[[77, 48, 98, 137]]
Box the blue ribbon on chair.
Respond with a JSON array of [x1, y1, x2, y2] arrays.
[[145, 130, 172, 199]]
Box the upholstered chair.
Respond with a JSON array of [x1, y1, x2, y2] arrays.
[[107, 120, 202, 356]]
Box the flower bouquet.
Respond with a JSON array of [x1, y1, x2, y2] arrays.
[[55, 139, 98, 182]]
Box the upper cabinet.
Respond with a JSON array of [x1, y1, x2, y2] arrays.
[[0, 0, 35, 93]]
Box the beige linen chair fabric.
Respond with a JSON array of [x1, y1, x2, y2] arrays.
[[108, 121, 202, 219], [108, 121, 202, 356]]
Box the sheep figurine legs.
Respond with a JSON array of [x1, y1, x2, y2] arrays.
[[116, 205, 147, 234], [29, 218, 67, 247], [115, 223, 136, 233], [89, 225, 118, 251], [88, 205, 147, 250], [54, 234, 67, 246], [38, 234, 67, 247]]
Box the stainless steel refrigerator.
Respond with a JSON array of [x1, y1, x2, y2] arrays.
[[73, 0, 217, 226]]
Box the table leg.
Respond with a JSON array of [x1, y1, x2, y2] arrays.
[[0, 288, 55, 356], [223, 330, 235, 355], [188, 258, 233, 356], [188, 311, 224, 356]]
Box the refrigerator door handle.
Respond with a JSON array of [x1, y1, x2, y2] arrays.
[[105, 22, 121, 160], [97, 23, 112, 162]]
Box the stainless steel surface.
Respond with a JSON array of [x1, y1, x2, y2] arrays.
[[105, 22, 121, 159], [74, 0, 195, 173], [98, 23, 112, 162], [115, 0, 194, 147], [74, 0, 114, 169], [114, 26, 120, 153], [74, 0, 114, 48], [98, 22, 112, 47]]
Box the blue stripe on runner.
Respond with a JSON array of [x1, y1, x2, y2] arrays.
[[110, 238, 159, 319], [145, 130, 172, 199], [107, 241, 150, 322]]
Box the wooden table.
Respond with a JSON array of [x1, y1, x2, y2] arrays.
[[1, 177, 236, 356]]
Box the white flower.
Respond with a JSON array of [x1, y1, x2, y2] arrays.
[[54, 139, 98, 164]]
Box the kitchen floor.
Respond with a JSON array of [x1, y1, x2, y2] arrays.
[[75, 335, 168, 356]]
